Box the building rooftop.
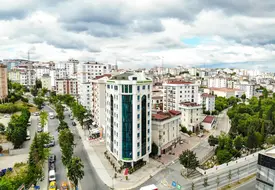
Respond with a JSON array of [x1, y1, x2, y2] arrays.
[[166, 80, 193, 85], [95, 74, 112, 79], [180, 102, 201, 107], [201, 93, 215, 98], [208, 87, 241, 92], [110, 72, 151, 81], [202, 116, 215, 124], [152, 110, 181, 121]]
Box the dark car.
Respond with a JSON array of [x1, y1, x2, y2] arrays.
[[49, 162, 56, 171], [72, 121, 76, 126], [48, 154, 56, 163]]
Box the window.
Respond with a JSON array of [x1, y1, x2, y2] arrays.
[[148, 85, 150, 90], [137, 86, 140, 91], [148, 120, 150, 125], [129, 85, 132, 93], [137, 114, 140, 119], [137, 95, 140, 101], [148, 138, 150, 142], [137, 133, 140, 138], [125, 85, 128, 93], [137, 142, 140, 147], [148, 129, 150, 133], [137, 123, 140, 129], [148, 146, 150, 151], [148, 111, 150, 116], [142, 85, 145, 90], [114, 86, 118, 90], [137, 105, 140, 110], [122, 85, 124, 93], [148, 94, 150, 99], [148, 103, 150, 107], [137, 151, 140, 157], [107, 85, 110, 89]]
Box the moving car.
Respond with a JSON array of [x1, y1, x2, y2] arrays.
[[25, 129, 31, 140], [49, 181, 57, 190], [49, 162, 56, 171], [60, 182, 68, 190], [37, 127, 43, 133], [49, 112, 55, 119], [72, 121, 76, 126], [48, 170, 56, 181], [44, 139, 55, 148], [34, 112, 40, 116], [140, 184, 158, 190], [48, 154, 56, 163]]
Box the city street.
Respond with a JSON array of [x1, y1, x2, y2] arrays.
[[42, 105, 68, 189], [64, 109, 108, 190], [235, 178, 256, 190]]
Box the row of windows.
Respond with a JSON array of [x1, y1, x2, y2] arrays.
[[107, 85, 151, 92]]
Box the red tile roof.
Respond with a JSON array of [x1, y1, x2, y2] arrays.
[[180, 102, 201, 107], [167, 80, 193, 85], [152, 110, 181, 121], [202, 116, 215, 123], [95, 74, 112, 79], [201, 93, 215, 98]]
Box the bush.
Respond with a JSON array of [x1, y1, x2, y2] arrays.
[[187, 130, 193, 135], [0, 103, 25, 113], [181, 126, 188, 133]]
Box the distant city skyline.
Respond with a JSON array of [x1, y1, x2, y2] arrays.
[[1, 1, 275, 70]]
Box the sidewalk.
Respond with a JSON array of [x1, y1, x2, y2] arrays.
[[37, 161, 48, 190]]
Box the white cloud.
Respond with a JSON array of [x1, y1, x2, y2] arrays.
[[1, 0, 275, 70]]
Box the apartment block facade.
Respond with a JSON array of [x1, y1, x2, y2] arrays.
[[0, 64, 8, 101], [163, 81, 199, 111], [55, 78, 78, 96], [105, 72, 152, 166]]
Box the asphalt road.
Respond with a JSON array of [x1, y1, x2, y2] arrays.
[[42, 105, 68, 188], [235, 178, 256, 190], [64, 109, 108, 190]]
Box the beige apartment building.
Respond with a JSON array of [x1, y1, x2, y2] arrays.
[[0, 64, 8, 101]]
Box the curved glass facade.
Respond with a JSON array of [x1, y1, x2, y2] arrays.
[[141, 95, 147, 156], [122, 95, 133, 160]]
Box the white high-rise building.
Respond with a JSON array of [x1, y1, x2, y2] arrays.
[[198, 93, 215, 113], [77, 61, 113, 109], [163, 81, 199, 111], [105, 72, 152, 166], [208, 77, 227, 88], [55, 59, 78, 77], [90, 74, 112, 134], [239, 84, 255, 99]]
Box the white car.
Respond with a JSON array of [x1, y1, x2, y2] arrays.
[[48, 170, 56, 181]]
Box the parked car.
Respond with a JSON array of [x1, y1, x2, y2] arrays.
[[34, 112, 40, 116], [48, 154, 56, 163], [48, 170, 56, 181], [49, 112, 55, 119], [37, 127, 43, 133], [72, 121, 76, 126], [49, 181, 57, 190], [25, 129, 31, 140], [49, 162, 56, 171]]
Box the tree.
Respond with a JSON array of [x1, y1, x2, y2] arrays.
[[72, 102, 86, 128], [30, 87, 38, 97], [179, 150, 199, 176], [216, 149, 232, 164], [208, 135, 218, 147], [233, 135, 243, 151], [67, 157, 84, 188], [150, 143, 158, 157], [0, 123, 5, 134], [35, 79, 42, 89], [263, 88, 268, 99], [33, 97, 44, 109], [40, 88, 48, 97], [58, 120, 69, 132], [59, 129, 74, 166], [39, 111, 48, 128], [247, 131, 258, 150], [241, 94, 246, 103]]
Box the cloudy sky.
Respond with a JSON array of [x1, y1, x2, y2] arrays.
[[1, 0, 275, 70]]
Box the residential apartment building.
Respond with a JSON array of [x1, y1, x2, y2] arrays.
[[204, 88, 243, 98], [0, 64, 8, 101], [208, 77, 228, 88], [9, 68, 36, 86], [179, 102, 203, 132], [105, 72, 152, 166], [41, 74, 52, 91], [90, 74, 112, 135], [33, 66, 50, 79], [198, 93, 215, 113], [239, 84, 255, 99], [77, 61, 113, 109], [163, 81, 199, 111], [55, 59, 78, 77], [256, 150, 275, 189], [152, 89, 163, 110], [55, 78, 78, 96], [151, 110, 181, 155]]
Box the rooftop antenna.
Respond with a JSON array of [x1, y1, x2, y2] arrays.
[[115, 57, 118, 71]]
